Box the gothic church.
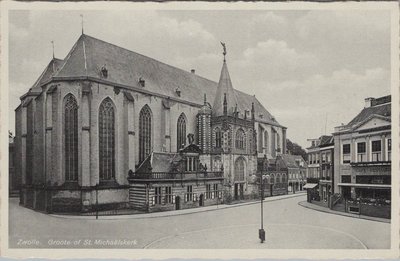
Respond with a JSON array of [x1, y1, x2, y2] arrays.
[[15, 34, 287, 213]]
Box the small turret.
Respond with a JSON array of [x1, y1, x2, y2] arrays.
[[223, 93, 227, 116], [251, 102, 255, 120]]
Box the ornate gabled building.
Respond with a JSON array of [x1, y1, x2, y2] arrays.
[[15, 34, 287, 213], [332, 95, 391, 218]]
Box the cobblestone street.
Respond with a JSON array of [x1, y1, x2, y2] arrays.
[[9, 194, 390, 249]]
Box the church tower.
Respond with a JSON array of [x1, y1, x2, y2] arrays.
[[197, 94, 212, 153]]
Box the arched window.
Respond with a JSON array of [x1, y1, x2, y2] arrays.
[[235, 129, 246, 150], [264, 131, 269, 153], [270, 174, 275, 184], [64, 94, 78, 182], [215, 127, 222, 148], [258, 126, 263, 153], [213, 156, 222, 171], [177, 113, 186, 149], [234, 157, 245, 181], [99, 98, 115, 180], [277, 133, 281, 152], [139, 105, 152, 162]]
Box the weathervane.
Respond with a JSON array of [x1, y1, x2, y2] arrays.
[[80, 14, 84, 34], [220, 42, 227, 62], [51, 40, 55, 59]]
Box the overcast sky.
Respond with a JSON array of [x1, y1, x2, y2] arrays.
[[8, 9, 391, 148]]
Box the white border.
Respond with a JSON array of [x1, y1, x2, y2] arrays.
[[0, 1, 399, 259]]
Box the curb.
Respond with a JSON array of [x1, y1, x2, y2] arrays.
[[50, 193, 306, 220], [298, 201, 390, 224]]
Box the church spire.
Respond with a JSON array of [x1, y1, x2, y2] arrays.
[[212, 42, 239, 117], [223, 93, 227, 115], [80, 14, 84, 34]]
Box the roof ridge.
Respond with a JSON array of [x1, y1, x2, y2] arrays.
[[82, 34, 217, 85]]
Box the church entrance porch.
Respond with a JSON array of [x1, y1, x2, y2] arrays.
[[199, 194, 204, 207], [234, 183, 244, 200], [175, 196, 181, 210]]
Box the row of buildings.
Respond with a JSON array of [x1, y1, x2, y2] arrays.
[[305, 95, 391, 218], [12, 33, 308, 214]]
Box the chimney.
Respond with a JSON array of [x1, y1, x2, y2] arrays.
[[191, 69, 195, 74], [364, 97, 374, 108]]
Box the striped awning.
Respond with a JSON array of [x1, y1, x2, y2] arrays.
[[303, 183, 318, 189]]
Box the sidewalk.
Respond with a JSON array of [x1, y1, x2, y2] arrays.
[[298, 200, 390, 223], [50, 192, 306, 220]]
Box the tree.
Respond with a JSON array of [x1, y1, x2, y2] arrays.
[[286, 139, 307, 161]]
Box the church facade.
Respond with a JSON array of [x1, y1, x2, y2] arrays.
[[15, 34, 287, 213]]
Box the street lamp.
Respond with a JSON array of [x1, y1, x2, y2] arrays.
[[259, 154, 268, 243]]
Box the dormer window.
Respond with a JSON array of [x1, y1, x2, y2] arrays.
[[138, 77, 145, 87], [176, 87, 181, 97], [101, 65, 108, 78], [100, 65, 108, 78], [259, 114, 263, 119]]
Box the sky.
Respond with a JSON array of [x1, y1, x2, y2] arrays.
[[8, 9, 391, 148]]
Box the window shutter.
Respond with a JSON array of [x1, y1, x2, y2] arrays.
[[172, 195, 175, 204]]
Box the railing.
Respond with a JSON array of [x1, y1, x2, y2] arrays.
[[129, 171, 224, 180]]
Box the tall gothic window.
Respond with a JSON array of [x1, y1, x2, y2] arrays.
[[234, 157, 245, 181], [258, 126, 264, 153], [235, 129, 245, 150], [99, 98, 115, 180], [177, 113, 186, 149], [264, 131, 269, 153], [139, 105, 152, 162], [64, 94, 79, 181], [277, 133, 281, 152], [215, 127, 222, 148]]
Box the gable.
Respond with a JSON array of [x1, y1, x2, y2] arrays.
[[354, 116, 391, 131]]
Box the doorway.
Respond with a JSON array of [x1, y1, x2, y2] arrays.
[[234, 184, 239, 200], [199, 194, 204, 207], [175, 196, 180, 210]]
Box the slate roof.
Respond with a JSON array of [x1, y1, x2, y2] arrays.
[[29, 58, 64, 93], [280, 154, 305, 169], [52, 34, 282, 127], [213, 61, 239, 116], [136, 152, 182, 173], [346, 100, 391, 128], [319, 135, 333, 147]]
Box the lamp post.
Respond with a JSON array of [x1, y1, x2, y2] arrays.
[[95, 184, 99, 220], [259, 154, 268, 243]]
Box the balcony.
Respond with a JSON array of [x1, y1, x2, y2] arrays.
[[128, 171, 224, 182]]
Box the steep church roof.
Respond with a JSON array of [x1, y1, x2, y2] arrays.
[[212, 60, 239, 116], [24, 58, 64, 96], [51, 34, 283, 127]]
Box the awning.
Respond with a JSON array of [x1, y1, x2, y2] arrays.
[[303, 183, 318, 189], [338, 183, 391, 189]]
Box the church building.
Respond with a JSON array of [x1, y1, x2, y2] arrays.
[[14, 33, 287, 213]]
